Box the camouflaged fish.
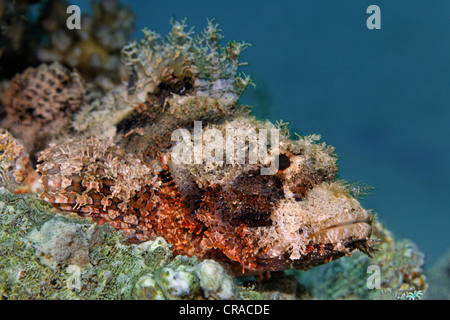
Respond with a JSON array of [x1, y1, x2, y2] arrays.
[[34, 20, 375, 275]]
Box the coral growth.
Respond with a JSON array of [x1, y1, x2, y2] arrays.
[[27, 218, 91, 270], [1, 62, 84, 158], [72, 85, 134, 140], [0, 0, 134, 91], [370, 221, 427, 295], [37, 0, 134, 88], [197, 259, 237, 299]]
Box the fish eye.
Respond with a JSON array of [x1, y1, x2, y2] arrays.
[[276, 154, 291, 171]]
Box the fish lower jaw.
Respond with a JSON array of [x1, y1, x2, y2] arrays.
[[308, 221, 372, 250]]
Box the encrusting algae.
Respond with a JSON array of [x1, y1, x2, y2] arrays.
[[0, 12, 428, 299]]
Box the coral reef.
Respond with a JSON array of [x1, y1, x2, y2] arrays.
[[37, 0, 134, 89], [197, 259, 237, 299], [71, 85, 134, 140], [240, 271, 309, 300], [370, 221, 427, 296], [0, 0, 134, 92], [1, 62, 84, 159], [27, 218, 92, 270]]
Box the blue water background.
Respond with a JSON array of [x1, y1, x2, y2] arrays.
[[76, 0, 450, 266]]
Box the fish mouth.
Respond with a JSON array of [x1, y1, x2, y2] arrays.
[[249, 211, 374, 273], [307, 211, 373, 248]]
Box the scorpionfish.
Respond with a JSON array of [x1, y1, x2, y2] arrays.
[[34, 21, 375, 275]]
